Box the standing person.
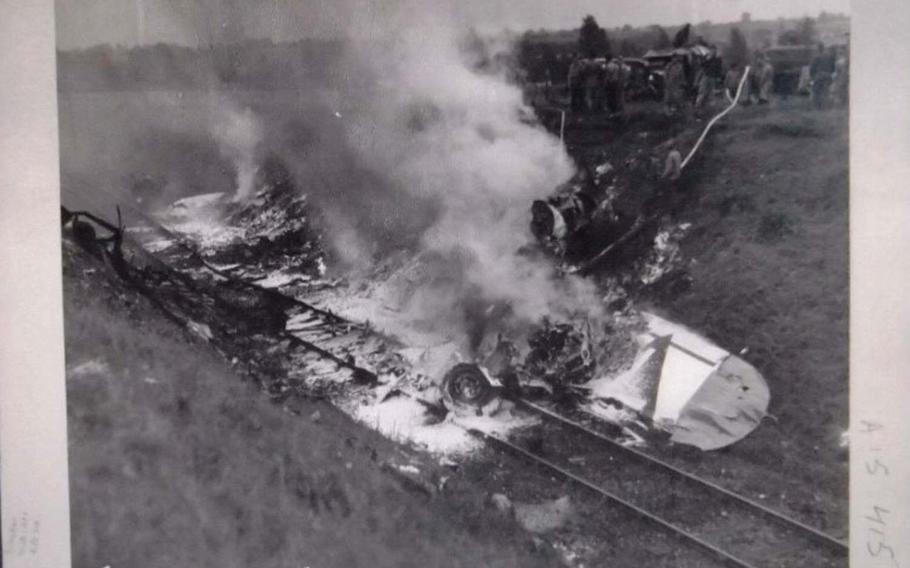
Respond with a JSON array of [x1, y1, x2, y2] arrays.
[[604, 57, 622, 114], [617, 56, 630, 114], [810, 43, 834, 109], [797, 63, 812, 95], [724, 63, 743, 103], [693, 60, 714, 117], [831, 48, 849, 106], [543, 67, 553, 104], [757, 54, 775, 104], [664, 53, 687, 115], [568, 56, 585, 112], [662, 142, 683, 181], [584, 60, 602, 112]]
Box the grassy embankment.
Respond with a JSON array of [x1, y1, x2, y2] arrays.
[[653, 100, 849, 533]]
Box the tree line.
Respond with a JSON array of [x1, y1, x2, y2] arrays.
[[518, 14, 829, 83], [57, 38, 344, 92]]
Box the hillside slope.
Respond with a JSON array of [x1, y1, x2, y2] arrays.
[[645, 101, 849, 533]]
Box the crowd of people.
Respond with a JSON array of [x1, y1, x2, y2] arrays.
[[721, 53, 775, 107], [723, 44, 849, 110], [808, 43, 851, 107], [556, 42, 849, 119], [567, 56, 634, 115]]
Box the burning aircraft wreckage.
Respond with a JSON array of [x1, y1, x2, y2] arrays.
[[66, 114, 769, 463]]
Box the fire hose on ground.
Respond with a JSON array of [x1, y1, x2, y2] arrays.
[[681, 66, 752, 169], [574, 66, 752, 275]]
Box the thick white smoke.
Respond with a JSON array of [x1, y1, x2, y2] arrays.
[[338, 5, 603, 339], [210, 98, 263, 201]]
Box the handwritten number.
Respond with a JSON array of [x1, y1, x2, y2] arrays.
[[867, 539, 896, 560], [865, 505, 890, 525], [866, 459, 890, 476]]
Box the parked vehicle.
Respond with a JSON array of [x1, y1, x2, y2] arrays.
[[763, 45, 816, 95], [643, 45, 721, 100]]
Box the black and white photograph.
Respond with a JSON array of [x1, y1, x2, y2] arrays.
[[40, 0, 860, 566]]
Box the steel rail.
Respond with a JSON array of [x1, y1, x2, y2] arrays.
[[466, 427, 758, 568], [518, 399, 849, 553], [281, 331, 378, 384]]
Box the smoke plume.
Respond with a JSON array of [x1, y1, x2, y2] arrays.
[[333, 4, 602, 340], [209, 99, 264, 201]]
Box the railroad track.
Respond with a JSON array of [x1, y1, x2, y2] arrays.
[[63, 202, 388, 390], [67, 199, 847, 566], [468, 399, 847, 568]]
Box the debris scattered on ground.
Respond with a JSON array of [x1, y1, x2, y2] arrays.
[[584, 313, 769, 450], [524, 319, 597, 389], [514, 496, 574, 533], [117, 150, 770, 458], [187, 320, 213, 341], [594, 160, 614, 181], [378, 460, 436, 497], [490, 493, 514, 514], [638, 221, 693, 286], [395, 464, 421, 475], [350, 392, 538, 456], [153, 157, 327, 285]]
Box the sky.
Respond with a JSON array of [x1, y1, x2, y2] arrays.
[[55, 0, 851, 49]]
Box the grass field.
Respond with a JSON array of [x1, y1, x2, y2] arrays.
[[63, 243, 555, 568]]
